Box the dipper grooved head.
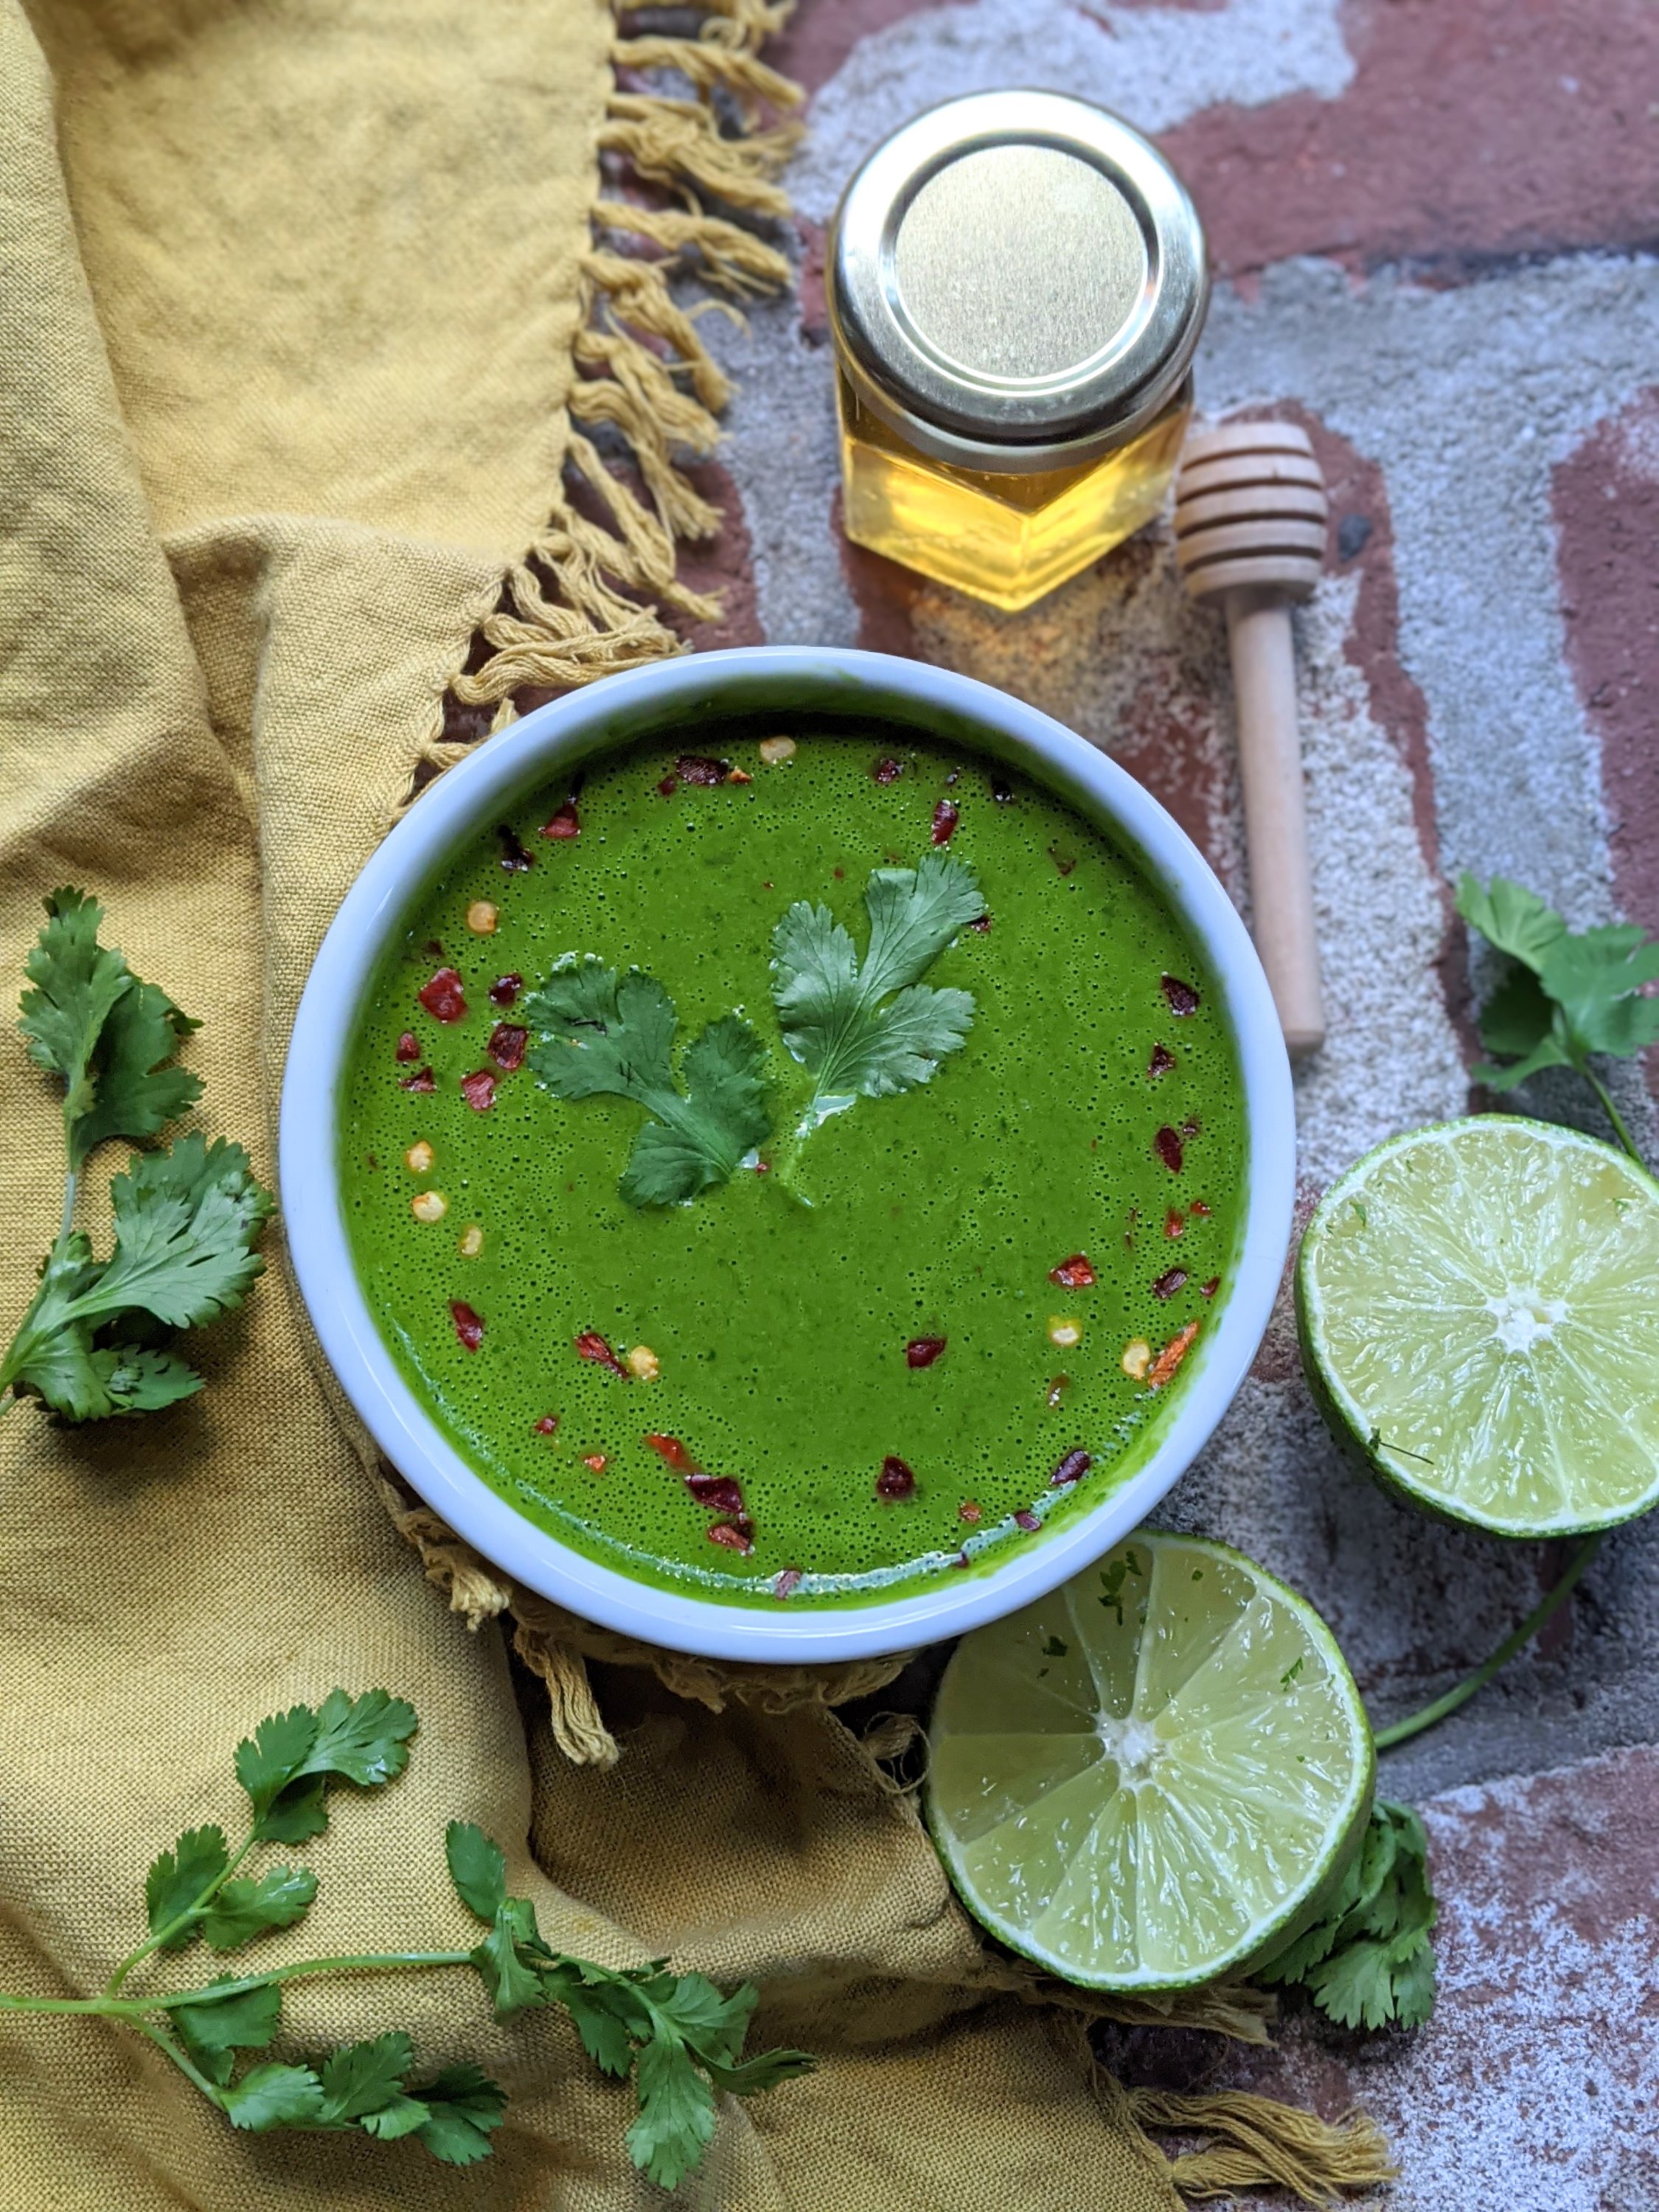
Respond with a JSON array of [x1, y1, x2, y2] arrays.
[[1173, 422, 1329, 601]]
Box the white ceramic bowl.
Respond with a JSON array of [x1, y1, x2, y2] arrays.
[[282, 647, 1293, 1663]]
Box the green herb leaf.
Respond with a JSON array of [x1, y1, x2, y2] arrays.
[[83, 1136, 271, 1332], [1455, 874, 1567, 973], [470, 1907, 545, 2020], [771, 853, 981, 1130], [316, 2032, 414, 2125], [172, 1981, 283, 2067], [445, 1820, 507, 1922], [201, 1865, 319, 1952], [526, 961, 771, 1207], [553, 1969, 646, 2079], [145, 1826, 231, 1949], [360, 2095, 433, 2142], [626, 2026, 718, 2194], [69, 975, 203, 1169], [411, 2064, 507, 2167], [1254, 1799, 1436, 2030], [234, 1691, 416, 1841], [94, 1343, 205, 1412], [234, 1705, 320, 1825], [222, 2062, 326, 2132]]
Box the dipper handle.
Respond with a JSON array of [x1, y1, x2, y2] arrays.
[[1174, 422, 1328, 1057]]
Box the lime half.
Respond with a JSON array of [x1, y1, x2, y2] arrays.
[[927, 1534, 1373, 1992], [1298, 1116, 1659, 1537]]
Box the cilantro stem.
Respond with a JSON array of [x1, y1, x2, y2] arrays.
[[58, 1168, 77, 1249], [1, 1952, 475, 2021], [131, 2016, 229, 2106], [105, 1831, 260, 1995], [1372, 1533, 1601, 1750], [1582, 1067, 1648, 1172]]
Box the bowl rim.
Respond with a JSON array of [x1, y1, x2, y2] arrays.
[[279, 645, 1295, 1662]]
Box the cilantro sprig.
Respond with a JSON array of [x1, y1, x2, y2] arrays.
[[0, 1690, 810, 2183], [1254, 1800, 1437, 2030], [525, 959, 772, 1207], [4, 889, 271, 1419], [1457, 874, 1659, 1164], [771, 852, 982, 1140]]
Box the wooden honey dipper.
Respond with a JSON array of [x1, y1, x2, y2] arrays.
[[1173, 422, 1329, 1056]]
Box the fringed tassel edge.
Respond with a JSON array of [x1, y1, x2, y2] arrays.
[[1128, 2087, 1397, 2206]]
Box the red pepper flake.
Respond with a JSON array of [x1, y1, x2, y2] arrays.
[[487, 1023, 528, 1072], [1154, 1125, 1184, 1175], [1049, 1448, 1092, 1488], [418, 967, 467, 1023], [658, 775, 678, 797], [450, 1301, 484, 1351], [495, 824, 534, 872], [1048, 845, 1077, 877], [582, 1453, 608, 1473], [489, 972, 523, 1007], [969, 913, 992, 932], [460, 1069, 497, 1112], [1161, 975, 1200, 1017], [957, 1500, 983, 1525], [1189, 1199, 1211, 1219], [644, 1430, 694, 1472], [706, 1520, 753, 1555], [774, 1568, 803, 1601], [1046, 1375, 1068, 1408], [421, 939, 445, 959], [950, 1549, 971, 1570], [1148, 1319, 1200, 1389], [395, 1030, 421, 1062], [905, 1337, 947, 1369], [871, 755, 902, 785], [540, 798, 580, 839], [1200, 1276, 1220, 1298], [875, 1455, 916, 1500], [675, 754, 728, 787], [1148, 1042, 1176, 1080], [1048, 1253, 1096, 1288], [687, 1472, 747, 1518], [534, 1414, 560, 1436], [1014, 1509, 1041, 1532], [574, 1331, 630, 1378], [931, 799, 960, 845], [991, 774, 1015, 804], [1165, 1208, 1186, 1239], [1152, 1267, 1189, 1301], [398, 1065, 437, 1093]]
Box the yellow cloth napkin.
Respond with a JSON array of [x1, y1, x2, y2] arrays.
[[0, 2, 1385, 2202]]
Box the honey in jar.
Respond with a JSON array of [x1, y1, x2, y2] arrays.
[[828, 91, 1209, 613]]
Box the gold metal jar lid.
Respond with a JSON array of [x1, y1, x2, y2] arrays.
[[829, 90, 1208, 475]]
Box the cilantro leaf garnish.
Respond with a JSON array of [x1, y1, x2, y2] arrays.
[[526, 959, 771, 1206], [1456, 874, 1659, 1160], [1253, 1798, 1437, 2030], [5, 892, 268, 1422], [0, 1693, 811, 2183], [771, 852, 981, 1135]]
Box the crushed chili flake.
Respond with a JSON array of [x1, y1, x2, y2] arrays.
[[931, 799, 960, 845], [488, 972, 523, 1007], [774, 1568, 803, 1601], [460, 1069, 497, 1112], [1165, 1208, 1186, 1239], [957, 1500, 983, 1525], [991, 774, 1015, 804], [1049, 1448, 1092, 1488], [574, 1331, 630, 1378], [1189, 1199, 1211, 1218], [1152, 1266, 1189, 1301], [540, 798, 580, 839], [905, 1336, 947, 1369], [1046, 1375, 1069, 1408], [871, 755, 902, 785], [1154, 1124, 1184, 1174], [1200, 1276, 1220, 1299], [449, 1301, 484, 1351], [1147, 1319, 1200, 1389], [875, 1455, 916, 1500], [418, 966, 467, 1023], [395, 1030, 421, 1062], [706, 1520, 753, 1554], [495, 824, 534, 873], [398, 1065, 437, 1093], [675, 754, 728, 787], [969, 913, 992, 932], [1014, 1509, 1041, 1532], [1048, 1253, 1096, 1288], [1148, 1042, 1176, 1080], [644, 1430, 694, 1472], [421, 939, 445, 959], [582, 1453, 608, 1473], [950, 1549, 971, 1570], [1048, 845, 1077, 877], [1161, 974, 1201, 1016], [487, 1022, 528, 1072], [687, 1472, 747, 1517], [658, 776, 678, 797], [534, 1414, 560, 1436]]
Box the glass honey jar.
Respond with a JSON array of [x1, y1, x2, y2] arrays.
[[828, 91, 1209, 613]]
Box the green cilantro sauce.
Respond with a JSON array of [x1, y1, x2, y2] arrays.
[[339, 728, 1245, 1606]]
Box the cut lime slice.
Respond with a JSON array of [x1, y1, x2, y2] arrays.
[[1298, 1116, 1659, 1537], [926, 1534, 1373, 1991]]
